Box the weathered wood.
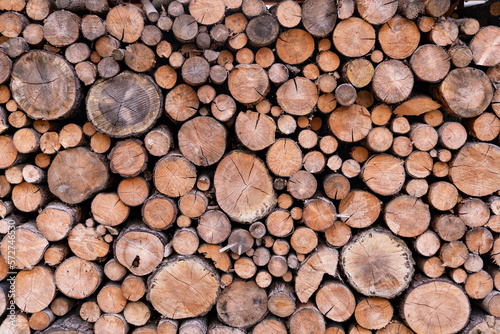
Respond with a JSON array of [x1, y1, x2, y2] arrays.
[[437, 67, 493, 118], [48, 147, 109, 204], [148, 256, 220, 319], [341, 228, 414, 298], [216, 280, 267, 328], [11, 51, 80, 120], [87, 71, 163, 138]]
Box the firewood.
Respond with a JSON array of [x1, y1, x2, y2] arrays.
[[55, 257, 102, 299], [289, 303, 325, 334], [437, 67, 493, 118], [295, 244, 338, 303], [449, 44, 473, 68], [88, 72, 163, 137], [440, 240, 468, 268], [341, 228, 414, 298], [114, 222, 165, 276], [215, 150, 275, 223], [148, 256, 220, 319], [275, 0, 301, 28], [402, 277, 470, 333], [216, 280, 267, 328], [417, 256, 446, 278], [465, 270, 494, 299], [414, 230, 440, 257], [79, 300, 101, 323], [315, 280, 355, 322], [11, 50, 80, 120], [470, 26, 500, 66], [450, 143, 500, 197], [68, 223, 109, 261], [0, 0, 499, 330], [354, 297, 393, 330], [95, 313, 129, 334], [121, 274, 146, 302]]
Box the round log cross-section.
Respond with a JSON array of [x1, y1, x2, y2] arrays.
[[178, 116, 227, 166], [148, 256, 220, 319], [228, 64, 269, 105], [361, 154, 405, 196], [450, 143, 500, 197], [437, 67, 493, 118], [402, 278, 471, 334], [341, 228, 414, 298], [214, 150, 276, 223], [277, 77, 319, 116], [48, 147, 109, 204], [10, 50, 81, 120], [86, 71, 163, 138]]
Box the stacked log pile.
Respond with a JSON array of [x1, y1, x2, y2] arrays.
[[0, 0, 499, 333]]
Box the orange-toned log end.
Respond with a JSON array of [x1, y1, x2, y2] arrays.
[[178, 116, 227, 166], [114, 223, 165, 276], [341, 228, 414, 298], [215, 150, 276, 223], [148, 256, 220, 319], [361, 154, 405, 196]]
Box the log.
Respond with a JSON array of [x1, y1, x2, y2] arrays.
[[11, 50, 80, 120], [87, 71, 163, 138], [216, 280, 267, 328], [68, 223, 109, 261], [341, 228, 414, 298], [178, 116, 227, 166], [354, 297, 393, 330], [328, 104, 372, 142], [450, 143, 500, 197], [384, 195, 430, 238], [288, 303, 325, 334], [401, 277, 470, 333], [54, 257, 102, 299], [333, 18, 375, 58], [164, 84, 199, 122], [148, 256, 220, 319], [245, 15, 279, 47], [154, 153, 197, 198], [94, 313, 129, 334], [15, 265, 56, 313], [361, 154, 405, 196], [228, 64, 269, 105], [235, 111, 275, 151], [43, 11, 80, 47], [114, 222, 166, 276], [39, 314, 93, 334], [1, 222, 48, 270], [106, 4, 144, 43], [315, 280, 355, 322], [295, 244, 338, 303], [437, 67, 493, 118], [301, 0, 336, 37], [48, 147, 109, 204], [372, 60, 414, 104], [276, 29, 315, 65], [470, 26, 500, 66], [214, 150, 276, 223]]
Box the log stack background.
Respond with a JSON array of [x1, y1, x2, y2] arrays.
[[0, 0, 500, 333]]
